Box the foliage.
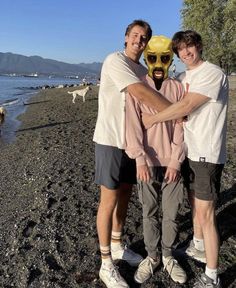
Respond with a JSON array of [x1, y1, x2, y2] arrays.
[[181, 0, 236, 74]]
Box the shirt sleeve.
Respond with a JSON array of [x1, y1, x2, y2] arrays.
[[125, 93, 147, 166], [168, 82, 185, 170], [107, 53, 143, 92], [189, 67, 226, 101], [169, 122, 185, 170]]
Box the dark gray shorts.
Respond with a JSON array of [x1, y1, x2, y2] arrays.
[[94, 143, 136, 189], [182, 158, 224, 201]]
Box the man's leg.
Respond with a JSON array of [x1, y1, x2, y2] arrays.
[[97, 185, 129, 288], [111, 182, 143, 266], [134, 172, 161, 284], [161, 177, 187, 284], [189, 191, 206, 257], [189, 160, 223, 286], [189, 191, 204, 241], [112, 183, 132, 233], [97, 185, 120, 248], [194, 199, 219, 269], [193, 198, 221, 286], [183, 158, 206, 263], [111, 183, 132, 253]]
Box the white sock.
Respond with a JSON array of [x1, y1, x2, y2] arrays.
[[111, 231, 123, 251], [205, 266, 218, 284], [111, 241, 123, 252], [101, 257, 113, 268], [111, 231, 122, 240], [100, 245, 113, 267], [193, 236, 205, 251]]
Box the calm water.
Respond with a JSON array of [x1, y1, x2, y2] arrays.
[[0, 75, 82, 143]]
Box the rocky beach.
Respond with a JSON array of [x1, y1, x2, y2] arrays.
[[0, 81, 235, 288]]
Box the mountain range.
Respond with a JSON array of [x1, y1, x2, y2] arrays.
[[0, 52, 102, 77]]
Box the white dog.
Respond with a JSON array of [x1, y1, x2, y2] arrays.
[[0, 107, 6, 125], [0, 107, 6, 135], [68, 86, 91, 103]]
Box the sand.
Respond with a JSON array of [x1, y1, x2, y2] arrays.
[[0, 85, 235, 288]]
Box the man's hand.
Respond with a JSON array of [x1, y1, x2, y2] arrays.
[[141, 112, 157, 129], [164, 167, 180, 184], [137, 164, 150, 182]]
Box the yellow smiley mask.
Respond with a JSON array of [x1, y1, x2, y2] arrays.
[[144, 35, 173, 89]]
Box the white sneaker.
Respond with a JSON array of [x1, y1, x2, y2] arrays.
[[193, 273, 221, 288], [111, 245, 143, 267], [134, 256, 160, 284], [99, 264, 129, 288], [163, 256, 187, 284], [186, 240, 206, 263]]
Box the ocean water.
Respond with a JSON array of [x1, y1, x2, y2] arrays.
[[0, 75, 82, 143]]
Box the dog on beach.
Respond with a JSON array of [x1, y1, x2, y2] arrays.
[[68, 86, 91, 103], [0, 107, 6, 136], [0, 107, 6, 125]]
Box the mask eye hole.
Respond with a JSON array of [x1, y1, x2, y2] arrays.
[[161, 55, 170, 64], [147, 55, 156, 64]]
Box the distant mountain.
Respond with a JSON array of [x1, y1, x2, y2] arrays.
[[0, 52, 102, 77]]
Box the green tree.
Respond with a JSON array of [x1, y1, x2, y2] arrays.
[[222, 0, 236, 74], [181, 0, 236, 74]]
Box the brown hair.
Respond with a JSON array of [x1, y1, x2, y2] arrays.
[[124, 19, 152, 47], [172, 30, 203, 57]]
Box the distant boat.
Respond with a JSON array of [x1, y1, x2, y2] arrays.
[[23, 72, 38, 77], [66, 75, 79, 79]]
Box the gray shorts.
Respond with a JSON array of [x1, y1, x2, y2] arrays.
[[182, 158, 224, 201], [94, 143, 136, 189]]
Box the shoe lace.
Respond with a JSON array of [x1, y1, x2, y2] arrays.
[[163, 257, 178, 274], [110, 265, 122, 283], [139, 257, 154, 275], [193, 274, 215, 288]]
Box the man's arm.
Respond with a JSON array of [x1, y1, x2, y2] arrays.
[[109, 53, 171, 111], [127, 82, 171, 112], [125, 93, 151, 182], [143, 92, 210, 128], [165, 120, 185, 183]]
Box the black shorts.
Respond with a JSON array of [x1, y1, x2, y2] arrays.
[[94, 143, 136, 189], [181, 158, 224, 201]]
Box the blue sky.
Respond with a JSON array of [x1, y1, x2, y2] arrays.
[[0, 0, 184, 70]]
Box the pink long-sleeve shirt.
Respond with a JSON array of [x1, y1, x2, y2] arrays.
[[125, 75, 185, 171]]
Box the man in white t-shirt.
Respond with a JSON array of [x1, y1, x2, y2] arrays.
[[142, 30, 228, 288], [93, 20, 171, 288]]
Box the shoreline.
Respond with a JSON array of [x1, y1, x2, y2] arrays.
[[1, 75, 236, 146], [0, 85, 236, 287]]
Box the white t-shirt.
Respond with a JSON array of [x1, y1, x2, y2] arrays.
[[93, 51, 147, 149], [182, 61, 228, 164]]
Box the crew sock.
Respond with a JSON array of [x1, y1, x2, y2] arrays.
[[193, 236, 205, 251], [111, 231, 123, 251], [205, 266, 218, 284], [100, 245, 113, 267]]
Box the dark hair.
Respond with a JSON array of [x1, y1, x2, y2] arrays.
[[172, 30, 203, 57], [124, 19, 152, 47]]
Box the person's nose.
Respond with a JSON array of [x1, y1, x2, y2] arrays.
[[136, 35, 142, 43], [183, 47, 190, 55]]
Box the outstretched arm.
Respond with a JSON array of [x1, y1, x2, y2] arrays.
[[127, 82, 171, 112], [125, 93, 151, 182], [142, 92, 210, 128]]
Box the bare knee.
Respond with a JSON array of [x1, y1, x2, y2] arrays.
[[98, 185, 119, 213], [195, 199, 216, 227]]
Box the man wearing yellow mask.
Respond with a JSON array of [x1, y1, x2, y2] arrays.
[[125, 35, 187, 284], [142, 30, 228, 288]]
